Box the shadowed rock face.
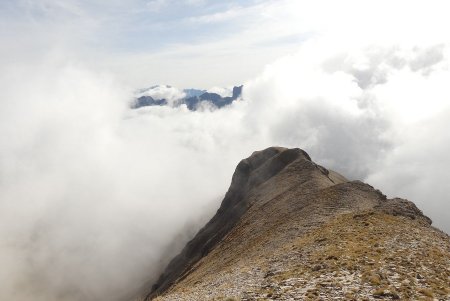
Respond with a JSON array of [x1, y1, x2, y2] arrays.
[[140, 147, 435, 300], [145, 147, 310, 298]]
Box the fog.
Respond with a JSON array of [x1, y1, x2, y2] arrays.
[[0, 57, 232, 300], [1, 1, 450, 301], [242, 42, 450, 232]]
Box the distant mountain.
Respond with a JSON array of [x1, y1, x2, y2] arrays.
[[133, 96, 168, 108], [132, 85, 243, 111], [134, 147, 450, 301]]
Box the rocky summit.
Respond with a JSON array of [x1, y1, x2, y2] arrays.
[[135, 147, 450, 301]]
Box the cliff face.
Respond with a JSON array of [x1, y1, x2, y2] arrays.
[[138, 147, 449, 301]]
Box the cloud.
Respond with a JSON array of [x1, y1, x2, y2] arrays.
[[0, 55, 239, 300], [146, 0, 169, 12], [184, 0, 206, 5], [207, 86, 232, 97], [137, 85, 186, 106], [187, 6, 247, 24], [366, 108, 450, 234], [132, 40, 450, 235], [240, 41, 450, 232]]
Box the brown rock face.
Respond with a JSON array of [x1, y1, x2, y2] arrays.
[[137, 147, 448, 301]]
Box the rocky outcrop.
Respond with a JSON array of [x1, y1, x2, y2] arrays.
[[375, 197, 432, 224], [145, 147, 311, 298], [232, 85, 243, 99], [136, 147, 448, 301], [134, 96, 168, 108]]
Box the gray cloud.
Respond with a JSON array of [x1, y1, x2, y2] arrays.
[[409, 44, 445, 73]]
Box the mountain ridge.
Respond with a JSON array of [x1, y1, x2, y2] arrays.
[[132, 85, 243, 110], [135, 147, 449, 301]]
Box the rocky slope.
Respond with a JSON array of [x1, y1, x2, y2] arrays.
[[135, 147, 450, 301]]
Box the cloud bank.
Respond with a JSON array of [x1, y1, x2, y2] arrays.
[[0, 56, 235, 301], [241, 42, 450, 232]]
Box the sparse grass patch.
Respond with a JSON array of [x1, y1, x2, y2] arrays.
[[152, 206, 450, 301], [418, 288, 434, 297]]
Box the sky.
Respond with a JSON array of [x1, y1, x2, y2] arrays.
[[1, 1, 450, 301], [0, 0, 316, 88]]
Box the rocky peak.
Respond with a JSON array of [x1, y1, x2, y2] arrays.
[[144, 147, 316, 299], [220, 147, 310, 210], [232, 85, 243, 99]]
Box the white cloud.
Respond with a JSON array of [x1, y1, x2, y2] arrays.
[[188, 6, 246, 23], [239, 41, 450, 231], [207, 86, 232, 97], [184, 0, 206, 5], [137, 85, 186, 106], [0, 56, 239, 300]]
